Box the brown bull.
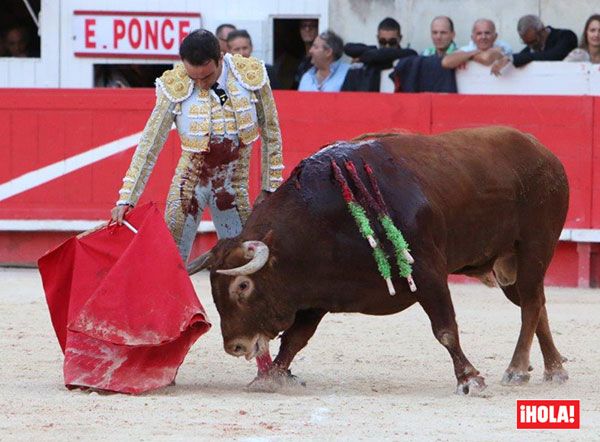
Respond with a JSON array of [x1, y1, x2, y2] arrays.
[[190, 126, 569, 394]]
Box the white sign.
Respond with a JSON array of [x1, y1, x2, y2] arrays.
[[73, 11, 202, 59]]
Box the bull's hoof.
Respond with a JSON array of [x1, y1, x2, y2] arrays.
[[456, 376, 487, 396], [246, 369, 306, 393], [543, 368, 569, 384], [501, 369, 531, 386]]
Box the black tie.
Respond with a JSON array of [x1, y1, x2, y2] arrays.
[[211, 83, 228, 105]]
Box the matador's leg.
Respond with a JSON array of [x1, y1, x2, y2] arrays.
[[165, 151, 208, 262]]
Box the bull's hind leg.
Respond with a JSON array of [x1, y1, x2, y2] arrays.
[[500, 285, 568, 384], [417, 278, 486, 395], [500, 254, 568, 385], [536, 306, 569, 383]]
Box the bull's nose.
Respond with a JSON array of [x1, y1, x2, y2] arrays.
[[225, 341, 247, 357]]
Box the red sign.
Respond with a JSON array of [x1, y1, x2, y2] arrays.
[[517, 400, 580, 429], [73, 11, 202, 59]]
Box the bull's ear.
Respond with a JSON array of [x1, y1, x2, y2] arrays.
[[187, 251, 214, 275], [261, 230, 277, 268]]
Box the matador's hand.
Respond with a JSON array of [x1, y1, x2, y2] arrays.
[[111, 204, 131, 225]]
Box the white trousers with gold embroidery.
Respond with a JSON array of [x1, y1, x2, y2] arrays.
[[164, 136, 252, 262]]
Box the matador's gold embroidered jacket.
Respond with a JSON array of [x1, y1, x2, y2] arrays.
[[116, 53, 284, 206]]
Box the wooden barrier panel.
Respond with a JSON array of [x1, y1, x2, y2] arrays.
[[594, 98, 600, 229], [0, 89, 599, 285]]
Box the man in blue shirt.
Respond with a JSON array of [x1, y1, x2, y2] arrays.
[[299, 30, 350, 92]]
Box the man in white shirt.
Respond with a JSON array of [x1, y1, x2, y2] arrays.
[[442, 18, 511, 69]]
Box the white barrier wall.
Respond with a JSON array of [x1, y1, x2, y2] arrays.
[[455, 61, 600, 96], [380, 61, 600, 95]]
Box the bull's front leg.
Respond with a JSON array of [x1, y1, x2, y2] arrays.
[[247, 308, 326, 392]]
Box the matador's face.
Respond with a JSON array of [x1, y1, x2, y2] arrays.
[[183, 56, 223, 90]]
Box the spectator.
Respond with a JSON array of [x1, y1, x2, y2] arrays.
[[4, 24, 38, 57], [94, 65, 130, 88], [442, 19, 509, 69], [491, 15, 577, 75], [565, 14, 600, 63], [215, 23, 236, 54], [390, 16, 457, 94], [226, 29, 280, 88], [298, 30, 349, 92], [293, 19, 319, 88], [422, 16, 457, 57], [342, 17, 417, 91]]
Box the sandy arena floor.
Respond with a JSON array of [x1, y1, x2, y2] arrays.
[[0, 267, 598, 441]]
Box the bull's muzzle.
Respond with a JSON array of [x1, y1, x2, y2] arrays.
[[225, 334, 269, 360]]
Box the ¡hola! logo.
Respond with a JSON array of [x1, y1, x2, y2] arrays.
[[517, 400, 580, 429]]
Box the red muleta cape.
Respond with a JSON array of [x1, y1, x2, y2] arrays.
[[38, 202, 211, 394]]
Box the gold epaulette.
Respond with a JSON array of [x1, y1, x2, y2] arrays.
[[227, 54, 268, 91], [156, 63, 194, 102]]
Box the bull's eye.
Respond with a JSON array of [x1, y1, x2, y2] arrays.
[[229, 276, 254, 303]]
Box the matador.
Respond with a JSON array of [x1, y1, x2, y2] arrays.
[[111, 30, 284, 263]]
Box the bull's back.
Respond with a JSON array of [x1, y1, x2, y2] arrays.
[[380, 127, 565, 204], [374, 126, 568, 269]]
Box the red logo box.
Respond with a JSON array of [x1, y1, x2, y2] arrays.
[[517, 400, 580, 429]]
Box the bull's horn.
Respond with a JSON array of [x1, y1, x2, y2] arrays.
[[216, 241, 270, 276], [187, 251, 213, 275]]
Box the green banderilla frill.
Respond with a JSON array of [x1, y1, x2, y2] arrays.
[[380, 215, 412, 278], [348, 202, 395, 294]]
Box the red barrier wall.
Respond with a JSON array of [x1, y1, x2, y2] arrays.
[[1, 89, 598, 285]]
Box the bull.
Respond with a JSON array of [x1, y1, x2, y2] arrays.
[[190, 126, 569, 394]]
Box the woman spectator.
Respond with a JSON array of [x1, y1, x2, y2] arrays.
[[565, 14, 600, 63], [299, 30, 350, 92]]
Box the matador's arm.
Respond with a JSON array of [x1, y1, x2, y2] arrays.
[[255, 81, 284, 192], [116, 64, 192, 206]]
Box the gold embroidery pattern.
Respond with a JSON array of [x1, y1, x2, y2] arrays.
[[228, 54, 268, 90], [157, 63, 194, 102], [255, 82, 284, 191], [117, 90, 176, 206], [188, 104, 206, 117], [180, 135, 209, 152], [233, 97, 251, 111], [165, 151, 204, 249], [225, 121, 237, 134], [212, 122, 225, 134], [189, 121, 210, 135], [240, 126, 259, 144], [237, 112, 253, 127], [230, 144, 252, 223]]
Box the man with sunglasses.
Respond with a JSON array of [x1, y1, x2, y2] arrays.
[[342, 17, 417, 91], [491, 14, 577, 76]]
